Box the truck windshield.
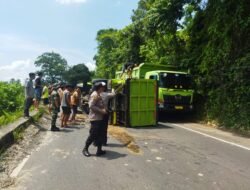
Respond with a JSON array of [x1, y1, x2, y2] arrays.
[[159, 72, 192, 89]]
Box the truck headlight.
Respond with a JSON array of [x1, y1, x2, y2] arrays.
[[159, 103, 164, 108]]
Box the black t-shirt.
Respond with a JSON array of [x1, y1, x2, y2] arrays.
[[35, 77, 41, 89]]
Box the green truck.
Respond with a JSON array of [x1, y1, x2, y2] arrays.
[[116, 63, 194, 112], [110, 79, 158, 127]]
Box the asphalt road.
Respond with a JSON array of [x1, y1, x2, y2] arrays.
[[6, 118, 250, 190]]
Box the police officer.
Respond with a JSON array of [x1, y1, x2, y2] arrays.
[[50, 84, 60, 131], [82, 82, 107, 157]]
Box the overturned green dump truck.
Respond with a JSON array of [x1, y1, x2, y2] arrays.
[[116, 63, 194, 112], [110, 78, 158, 127]]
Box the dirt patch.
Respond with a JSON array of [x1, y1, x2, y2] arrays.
[[76, 114, 86, 121], [127, 143, 140, 154], [108, 125, 141, 154], [0, 114, 51, 189], [205, 120, 250, 138]]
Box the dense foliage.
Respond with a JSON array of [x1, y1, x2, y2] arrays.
[[34, 52, 68, 84], [0, 81, 24, 126], [94, 0, 250, 130], [63, 63, 91, 86], [34, 52, 91, 86]]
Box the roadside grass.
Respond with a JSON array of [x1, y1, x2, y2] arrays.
[[0, 110, 24, 128], [0, 107, 45, 157], [32, 107, 45, 122], [12, 107, 45, 143], [0, 105, 45, 128]]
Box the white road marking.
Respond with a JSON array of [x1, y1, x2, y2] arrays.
[[155, 157, 163, 160], [10, 155, 30, 178], [150, 149, 159, 153], [41, 169, 47, 174], [198, 173, 204, 177], [161, 122, 250, 151]]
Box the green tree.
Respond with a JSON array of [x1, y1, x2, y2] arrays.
[[139, 0, 200, 65], [0, 82, 24, 115], [94, 0, 250, 130], [34, 52, 68, 84], [186, 0, 250, 129], [64, 63, 91, 86], [117, 24, 145, 64], [9, 78, 21, 84], [94, 29, 119, 78]]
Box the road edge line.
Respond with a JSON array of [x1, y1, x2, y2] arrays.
[[10, 155, 30, 178], [159, 122, 250, 151]]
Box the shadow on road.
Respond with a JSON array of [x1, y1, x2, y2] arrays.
[[157, 124, 174, 129], [130, 124, 173, 130], [33, 122, 47, 131], [159, 112, 196, 123], [106, 143, 126, 148], [59, 128, 74, 133], [104, 150, 127, 160], [65, 126, 84, 130]]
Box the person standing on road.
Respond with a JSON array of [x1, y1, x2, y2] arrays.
[[61, 84, 73, 128], [100, 90, 115, 146], [57, 83, 65, 103], [82, 82, 107, 157], [34, 72, 43, 110], [42, 84, 49, 105], [58, 83, 65, 120], [100, 84, 124, 145], [50, 84, 60, 131], [69, 87, 81, 123], [24, 73, 36, 118]]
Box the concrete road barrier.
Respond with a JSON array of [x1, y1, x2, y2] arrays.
[[0, 110, 44, 154]]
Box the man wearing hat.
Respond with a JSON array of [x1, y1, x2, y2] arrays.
[[50, 84, 61, 131], [82, 82, 107, 157]]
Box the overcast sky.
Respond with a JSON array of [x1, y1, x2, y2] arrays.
[[0, 0, 138, 82]]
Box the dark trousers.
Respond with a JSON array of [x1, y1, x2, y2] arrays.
[[24, 97, 33, 117], [102, 114, 109, 144], [43, 98, 49, 105], [51, 109, 58, 128], [85, 120, 103, 148]]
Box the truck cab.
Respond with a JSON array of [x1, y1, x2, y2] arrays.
[[145, 71, 194, 112], [116, 63, 194, 112], [127, 63, 194, 112]]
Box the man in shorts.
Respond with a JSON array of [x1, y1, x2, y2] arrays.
[[34, 72, 43, 110], [61, 84, 73, 128], [69, 87, 81, 123], [42, 84, 49, 105]]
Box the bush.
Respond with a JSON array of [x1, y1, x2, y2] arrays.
[[0, 81, 25, 126]]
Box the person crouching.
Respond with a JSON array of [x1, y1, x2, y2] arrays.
[[82, 82, 107, 157]]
